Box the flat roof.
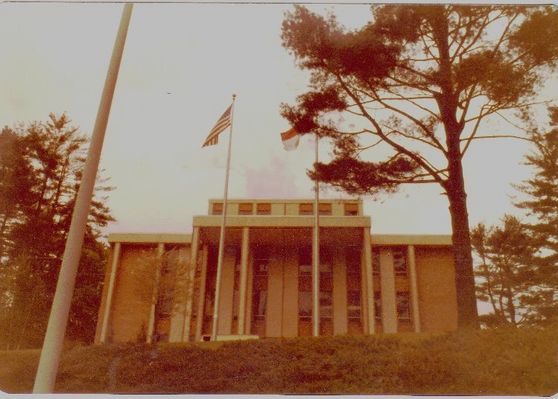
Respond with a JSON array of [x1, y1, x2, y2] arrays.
[[107, 232, 452, 246], [108, 233, 192, 244]]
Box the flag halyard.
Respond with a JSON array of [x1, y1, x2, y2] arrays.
[[202, 104, 233, 147]]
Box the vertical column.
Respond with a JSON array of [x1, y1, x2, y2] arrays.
[[147, 243, 164, 343], [362, 229, 375, 334], [237, 227, 250, 335], [332, 246, 347, 335], [217, 246, 235, 335], [282, 248, 299, 337], [182, 227, 200, 341], [312, 226, 320, 336], [195, 246, 208, 341], [99, 242, 121, 343], [266, 247, 284, 337], [407, 245, 421, 332], [380, 248, 397, 333]]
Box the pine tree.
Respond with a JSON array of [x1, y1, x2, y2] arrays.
[[280, 5, 558, 328], [0, 113, 114, 348], [514, 107, 558, 324]]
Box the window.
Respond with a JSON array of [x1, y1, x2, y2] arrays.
[[212, 202, 223, 215], [347, 291, 361, 319], [397, 292, 411, 320], [256, 203, 271, 215], [320, 247, 333, 274], [344, 203, 359, 216], [254, 247, 270, 276], [238, 203, 253, 215], [372, 248, 380, 275], [320, 291, 333, 318], [299, 203, 313, 215], [318, 203, 332, 215], [374, 292, 382, 320], [393, 247, 407, 276], [346, 246, 361, 275], [254, 290, 267, 318], [298, 291, 312, 318], [298, 247, 312, 274]]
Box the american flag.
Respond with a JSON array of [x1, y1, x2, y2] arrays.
[[202, 104, 232, 147]]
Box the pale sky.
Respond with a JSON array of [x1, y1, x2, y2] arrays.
[[1, 2, 555, 238]]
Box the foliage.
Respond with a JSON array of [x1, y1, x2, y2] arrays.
[[280, 4, 558, 328], [127, 246, 192, 343], [515, 107, 558, 270], [0, 113, 114, 348], [1, 326, 557, 394], [471, 215, 547, 327], [471, 107, 558, 327]]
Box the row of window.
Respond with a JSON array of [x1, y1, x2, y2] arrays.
[[251, 246, 411, 323], [252, 246, 409, 276], [211, 202, 360, 216]]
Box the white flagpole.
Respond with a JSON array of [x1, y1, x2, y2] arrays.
[[33, 4, 133, 393], [312, 132, 320, 336], [211, 94, 236, 341]]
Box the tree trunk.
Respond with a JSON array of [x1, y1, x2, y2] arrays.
[[446, 155, 480, 329]]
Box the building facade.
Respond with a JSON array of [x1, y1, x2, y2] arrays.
[[94, 199, 458, 344]]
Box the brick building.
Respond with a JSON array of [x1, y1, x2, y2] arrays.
[[94, 198, 457, 344]]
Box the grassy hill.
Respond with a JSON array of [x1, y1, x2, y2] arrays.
[[1, 326, 557, 395]]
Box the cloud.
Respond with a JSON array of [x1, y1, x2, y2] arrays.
[[244, 156, 300, 198]]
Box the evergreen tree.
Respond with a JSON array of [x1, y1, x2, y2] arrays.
[[0, 113, 114, 348], [514, 107, 558, 324], [471, 216, 547, 327], [280, 5, 558, 328]]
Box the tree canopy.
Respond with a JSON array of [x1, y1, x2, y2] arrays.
[[0, 114, 113, 348], [281, 5, 558, 328]]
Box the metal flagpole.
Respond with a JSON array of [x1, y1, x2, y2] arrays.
[[33, 4, 133, 393], [211, 94, 236, 341], [312, 132, 320, 336]]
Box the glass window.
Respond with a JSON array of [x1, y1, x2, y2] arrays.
[[318, 203, 332, 215], [393, 247, 407, 275], [254, 290, 267, 317], [346, 246, 360, 275], [256, 203, 271, 215], [298, 247, 312, 274], [344, 203, 359, 216], [320, 291, 333, 318], [374, 292, 382, 320], [299, 203, 313, 215], [299, 291, 312, 317], [347, 290, 361, 319], [212, 202, 223, 215], [320, 247, 333, 274], [397, 292, 411, 320], [254, 247, 269, 276], [238, 203, 253, 215], [372, 248, 380, 275]]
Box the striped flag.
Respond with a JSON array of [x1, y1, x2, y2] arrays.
[[202, 104, 232, 147], [280, 127, 300, 151]]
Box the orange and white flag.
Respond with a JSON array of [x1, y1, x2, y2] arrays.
[[280, 127, 300, 151]]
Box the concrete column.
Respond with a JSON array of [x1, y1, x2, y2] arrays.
[[182, 227, 200, 341], [332, 246, 347, 335], [362, 229, 375, 334], [245, 254, 254, 335], [380, 248, 397, 333], [237, 227, 250, 334], [407, 245, 421, 332], [147, 243, 165, 343], [99, 242, 121, 343], [217, 247, 236, 335], [195, 245, 208, 341], [266, 247, 284, 337], [282, 248, 299, 337]]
